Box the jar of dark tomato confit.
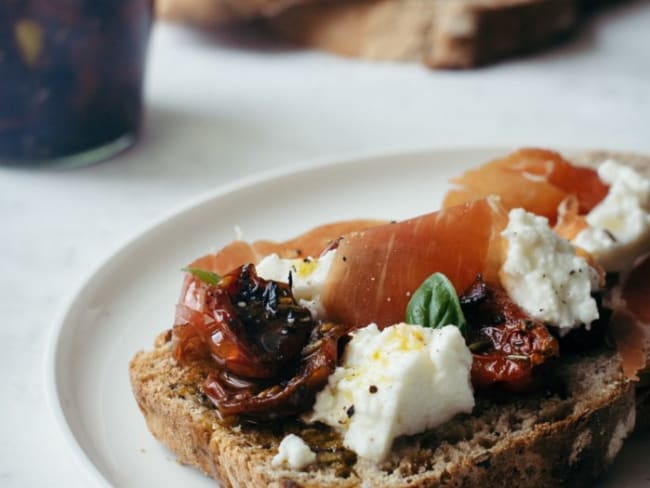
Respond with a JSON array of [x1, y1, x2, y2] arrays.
[[0, 0, 153, 167]]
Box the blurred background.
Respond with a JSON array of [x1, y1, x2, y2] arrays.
[[1, 0, 649, 486]]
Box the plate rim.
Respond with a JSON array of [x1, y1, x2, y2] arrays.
[[44, 144, 587, 485]]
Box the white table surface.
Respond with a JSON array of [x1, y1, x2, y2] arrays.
[[2, 1, 650, 486]]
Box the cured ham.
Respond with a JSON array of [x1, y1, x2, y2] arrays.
[[179, 219, 384, 312], [554, 196, 590, 241], [443, 148, 609, 224], [186, 219, 385, 276], [321, 198, 508, 329]]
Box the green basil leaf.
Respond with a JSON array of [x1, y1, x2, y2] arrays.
[[182, 267, 222, 285], [405, 272, 467, 334]]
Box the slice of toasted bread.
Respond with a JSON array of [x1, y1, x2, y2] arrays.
[[266, 0, 578, 68], [130, 329, 635, 487], [156, 0, 620, 68]]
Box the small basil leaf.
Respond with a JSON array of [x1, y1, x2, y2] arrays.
[[405, 272, 467, 334], [182, 267, 222, 285]]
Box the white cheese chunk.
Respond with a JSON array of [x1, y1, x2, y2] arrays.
[[256, 250, 336, 319], [573, 160, 650, 272], [501, 208, 599, 334], [271, 434, 316, 470], [307, 323, 474, 463]]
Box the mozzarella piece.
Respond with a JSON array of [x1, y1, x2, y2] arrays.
[[307, 323, 474, 463], [573, 160, 650, 272], [271, 434, 316, 470], [256, 250, 336, 318], [501, 208, 599, 334]]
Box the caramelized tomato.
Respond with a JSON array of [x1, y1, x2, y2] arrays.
[[461, 277, 560, 391], [173, 264, 350, 420], [204, 321, 349, 420], [174, 264, 312, 379]]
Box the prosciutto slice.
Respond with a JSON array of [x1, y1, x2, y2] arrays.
[[321, 198, 508, 329]]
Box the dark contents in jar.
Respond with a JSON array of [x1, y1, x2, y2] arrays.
[[0, 1, 152, 162]]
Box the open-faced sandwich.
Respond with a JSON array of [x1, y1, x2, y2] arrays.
[[130, 149, 649, 487]]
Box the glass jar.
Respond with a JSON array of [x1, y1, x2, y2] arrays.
[[0, 0, 153, 167]]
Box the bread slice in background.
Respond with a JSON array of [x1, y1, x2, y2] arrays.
[[266, 0, 577, 68], [266, 0, 630, 68], [131, 331, 634, 487], [156, 0, 626, 68], [156, 0, 578, 68]]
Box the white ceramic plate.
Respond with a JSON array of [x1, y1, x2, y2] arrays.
[[46, 148, 649, 487]]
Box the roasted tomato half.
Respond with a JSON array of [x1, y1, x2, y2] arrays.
[[460, 277, 560, 392], [173, 263, 350, 420], [173, 264, 313, 379], [204, 320, 349, 420]]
